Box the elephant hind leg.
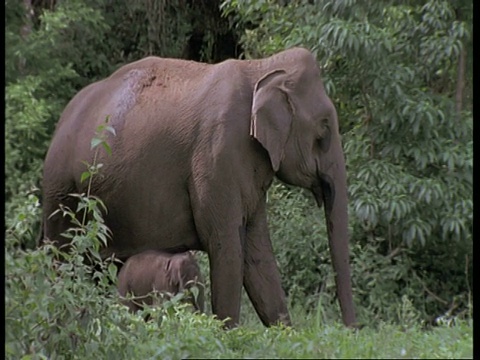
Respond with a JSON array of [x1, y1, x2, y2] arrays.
[[42, 183, 81, 250]]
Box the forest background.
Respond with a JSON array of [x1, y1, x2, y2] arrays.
[[5, 0, 473, 358]]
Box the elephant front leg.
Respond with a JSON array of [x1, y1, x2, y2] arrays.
[[243, 202, 291, 327], [189, 181, 245, 327], [207, 233, 244, 328]]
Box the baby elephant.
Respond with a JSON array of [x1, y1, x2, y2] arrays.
[[117, 250, 205, 313]]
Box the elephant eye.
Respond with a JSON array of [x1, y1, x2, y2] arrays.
[[317, 118, 329, 136], [316, 119, 331, 153]]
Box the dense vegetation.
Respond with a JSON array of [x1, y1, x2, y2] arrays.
[[6, 0, 472, 358]]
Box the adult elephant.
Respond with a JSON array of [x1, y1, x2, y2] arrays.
[[41, 47, 357, 328]]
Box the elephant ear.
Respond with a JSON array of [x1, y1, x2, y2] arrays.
[[250, 69, 294, 172], [166, 258, 182, 291]]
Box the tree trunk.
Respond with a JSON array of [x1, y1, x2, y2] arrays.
[[21, 0, 33, 38], [19, 0, 33, 73]]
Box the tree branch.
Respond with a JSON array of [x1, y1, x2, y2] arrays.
[[414, 273, 448, 305]]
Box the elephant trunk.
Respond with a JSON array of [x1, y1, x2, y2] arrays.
[[312, 136, 357, 327]]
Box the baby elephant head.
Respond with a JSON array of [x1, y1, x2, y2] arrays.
[[165, 251, 205, 312]]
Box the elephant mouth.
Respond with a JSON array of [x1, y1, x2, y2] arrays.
[[312, 171, 335, 213]]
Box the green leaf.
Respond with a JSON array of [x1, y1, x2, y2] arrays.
[[105, 125, 116, 136], [91, 137, 102, 149], [102, 141, 112, 156], [80, 171, 91, 184]]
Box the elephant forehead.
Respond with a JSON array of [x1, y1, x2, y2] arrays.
[[171, 252, 194, 266]]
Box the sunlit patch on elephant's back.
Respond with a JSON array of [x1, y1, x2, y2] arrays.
[[106, 68, 154, 133], [108, 59, 212, 133]]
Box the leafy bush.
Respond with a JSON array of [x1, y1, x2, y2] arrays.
[[6, 210, 228, 359], [5, 0, 111, 249]]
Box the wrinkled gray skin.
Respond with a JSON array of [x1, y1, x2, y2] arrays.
[[117, 250, 205, 313], [41, 47, 357, 328]]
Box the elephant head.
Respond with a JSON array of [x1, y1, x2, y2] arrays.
[[250, 48, 356, 327]]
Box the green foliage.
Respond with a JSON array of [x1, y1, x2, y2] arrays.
[[6, 185, 115, 357], [267, 181, 330, 305], [100, 0, 192, 62], [223, 0, 472, 324], [5, 0, 110, 235], [5, 207, 473, 359]]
